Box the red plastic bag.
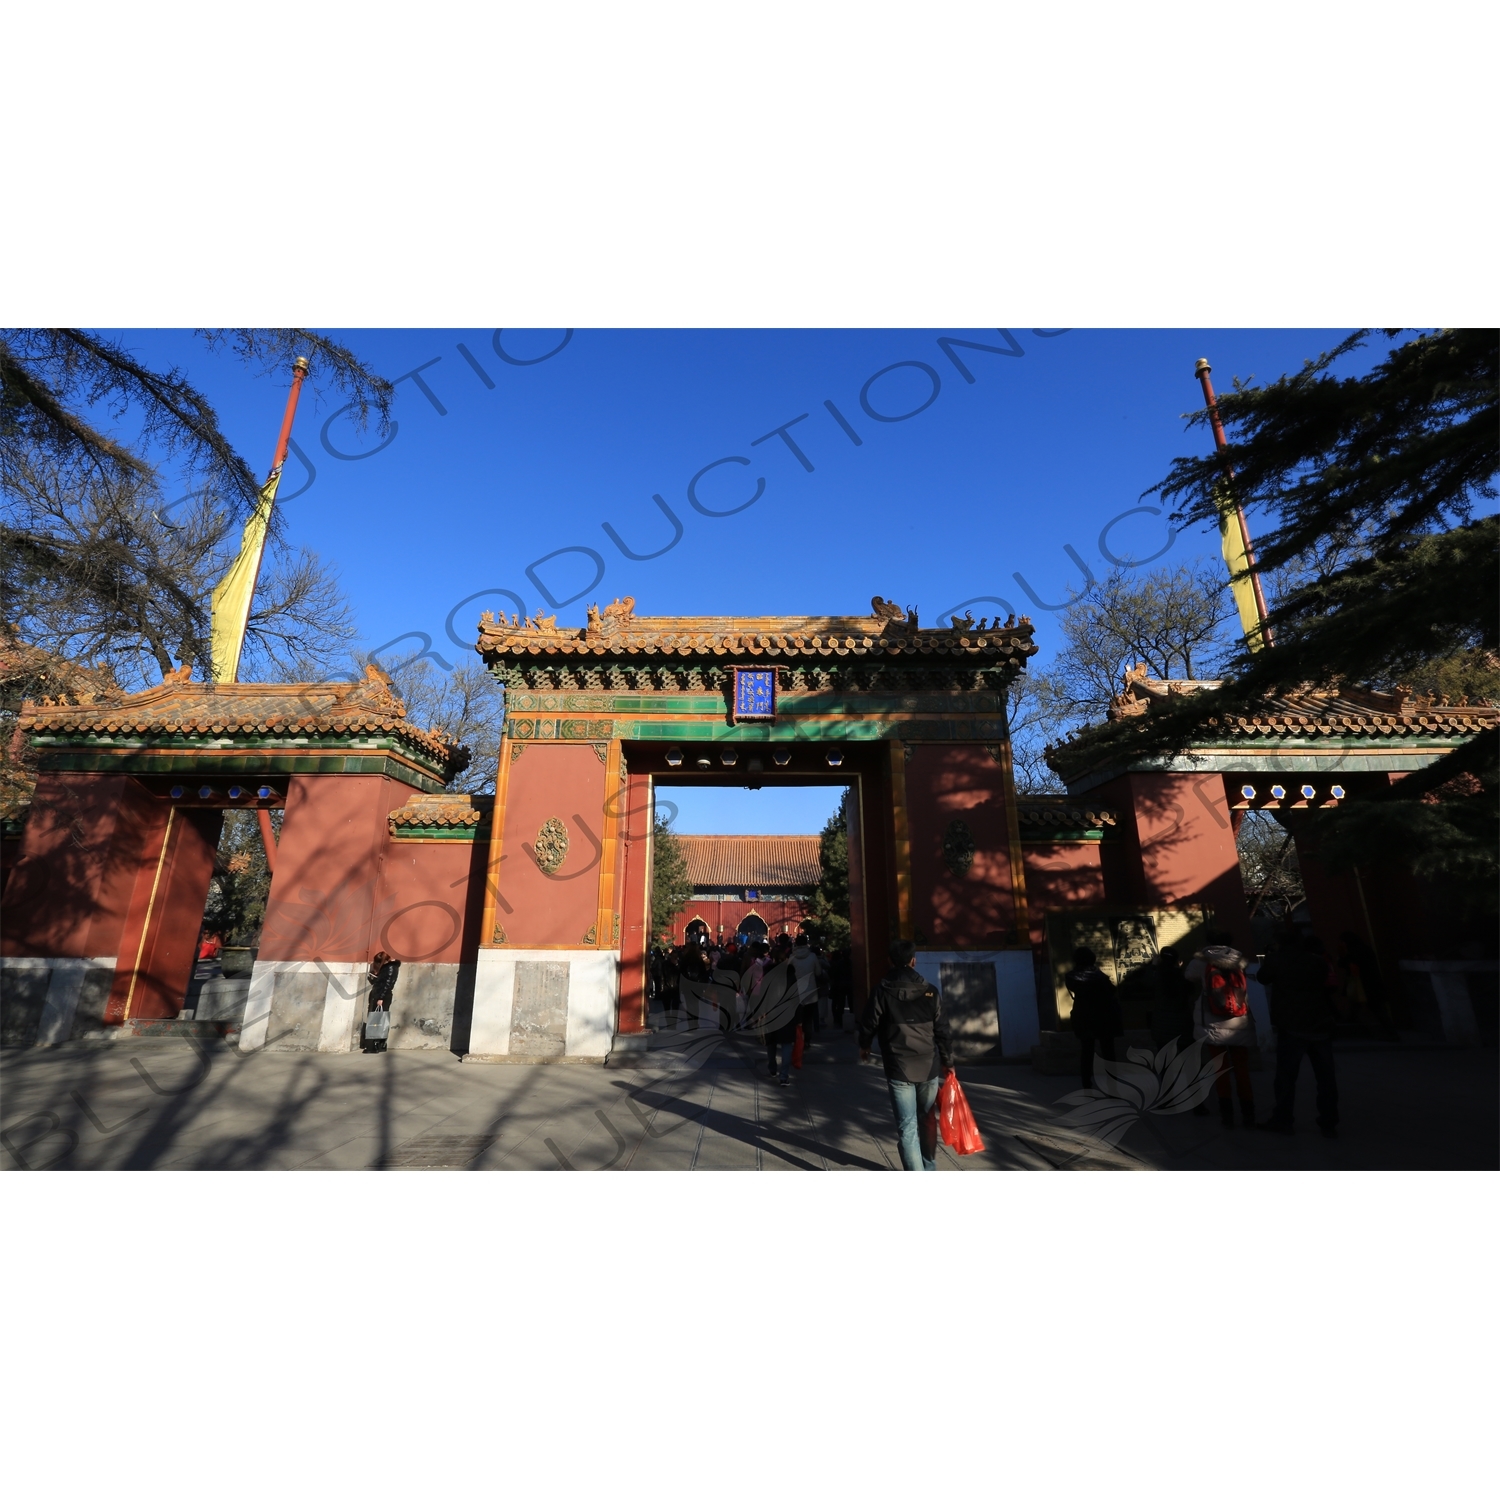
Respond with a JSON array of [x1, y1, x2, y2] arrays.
[[934, 1072, 985, 1155], [792, 1025, 805, 1069]]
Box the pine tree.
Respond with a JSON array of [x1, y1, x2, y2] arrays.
[[1152, 327, 1496, 712], [1067, 328, 1498, 905], [649, 812, 694, 941], [807, 797, 851, 949]]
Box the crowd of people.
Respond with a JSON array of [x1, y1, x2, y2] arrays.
[[650, 921, 956, 1168], [1065, 923, 1391, 1138], [649, 921, 853, 1080]]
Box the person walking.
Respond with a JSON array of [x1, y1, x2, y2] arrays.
[[828, 946, 852, 1029], [858, 939, 955, 1171], [1258, 929, 1341, 1137], [790, 933, 824, 1046], [750, 938, 798, 1084], [656, 939, 682, 1028], [1186, 930, 1257, 1127], [813, 939, 833, 1029], [1065, 946, 1122, 1090], [675, 919, 715, 1029]]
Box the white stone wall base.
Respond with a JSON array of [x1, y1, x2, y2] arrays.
[[471, 949, 619, 1058], [1, 956, 117, 1044], [239, 960, 364, 1054], [914, 950, 1040, 1059]]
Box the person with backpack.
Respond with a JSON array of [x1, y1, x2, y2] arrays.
[[1065, 946, 1123, 1090], [1186, 930, 1256, 1127], [859, 939, 955, 1171]]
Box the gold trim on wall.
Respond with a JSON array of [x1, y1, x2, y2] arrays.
[[122, 807, 177, 1021], [594, 737, 624, 964], [480, 731, 516, 948], [996, 734, 1032, 946], [889, 740, 913, 940]]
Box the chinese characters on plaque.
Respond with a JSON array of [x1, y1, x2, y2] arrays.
[[732, 667, 777, 721]]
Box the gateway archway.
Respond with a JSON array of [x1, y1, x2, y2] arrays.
[[469, 597, 1041, 1060]]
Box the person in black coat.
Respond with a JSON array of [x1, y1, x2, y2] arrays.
[[827, 946, 852, 1029], [1257, 929, 1341, 1137], [1148, 945, 1195, 1052], [858, 939, 955, 1171], [673, 920, 713, 1026], [363, 950, 400, 1053], [1066, 945, 1122, 1089]]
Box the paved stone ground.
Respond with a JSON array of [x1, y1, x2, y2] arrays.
[[3, 1015, 1494, 1171]]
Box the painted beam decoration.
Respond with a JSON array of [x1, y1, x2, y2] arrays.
[[733, 667, 777, 722]]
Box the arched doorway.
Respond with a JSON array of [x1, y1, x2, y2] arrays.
[[736, 912, 769, 940], [475, 595, 1039, 1058]]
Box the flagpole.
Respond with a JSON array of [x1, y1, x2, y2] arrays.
[[1195, 358, 1274, 650], [209, 356, 310, 682], [268, 357, 311, 494], [241, 354, 310, 637]]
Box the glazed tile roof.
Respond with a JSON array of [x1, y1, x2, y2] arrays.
[[678, 834, 824, 890], [1206, 689, 1497, 738], [389, 793, 493, 829], [1016, 798, 1118, 831], [476, 595, 1036, 663], [19, 664, 468, 773], [1047, 666, 1498, 783], [1097, 666, 1497, 739]]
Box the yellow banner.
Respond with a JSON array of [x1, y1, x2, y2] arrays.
[[210, 470, 280, 682], [1216, 488, 1267, 653]]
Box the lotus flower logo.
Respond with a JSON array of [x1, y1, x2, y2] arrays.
[[1055, 1038, 1224, 1146]]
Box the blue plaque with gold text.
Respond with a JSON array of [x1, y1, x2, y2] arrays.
[[733, 667, 777, 720]]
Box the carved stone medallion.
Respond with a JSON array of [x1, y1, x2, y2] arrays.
[[534, 816, 570, 874], [942, 819, 976, 878]]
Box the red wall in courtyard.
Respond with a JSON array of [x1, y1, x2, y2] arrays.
[[375, 834, 490, 965], [903, 745, 1019, 947], [492, 743, 607, 948], [1022, 841, 1107, 945], [258, 774, 414, 962], [1095, 772, 1250, 946], [2, 773, 163, 960]]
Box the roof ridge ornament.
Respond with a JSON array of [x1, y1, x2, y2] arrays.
[[585, 596, 636, 639]]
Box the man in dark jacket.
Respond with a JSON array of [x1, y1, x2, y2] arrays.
[[1257, 929, 1340, 1137], [1065, 946, 1122, 1090], [1148, 945, 1195, 1052], [859, 939, 955, 1171]]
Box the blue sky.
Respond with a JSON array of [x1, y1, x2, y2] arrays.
[[104, 327, 1395, 830]]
